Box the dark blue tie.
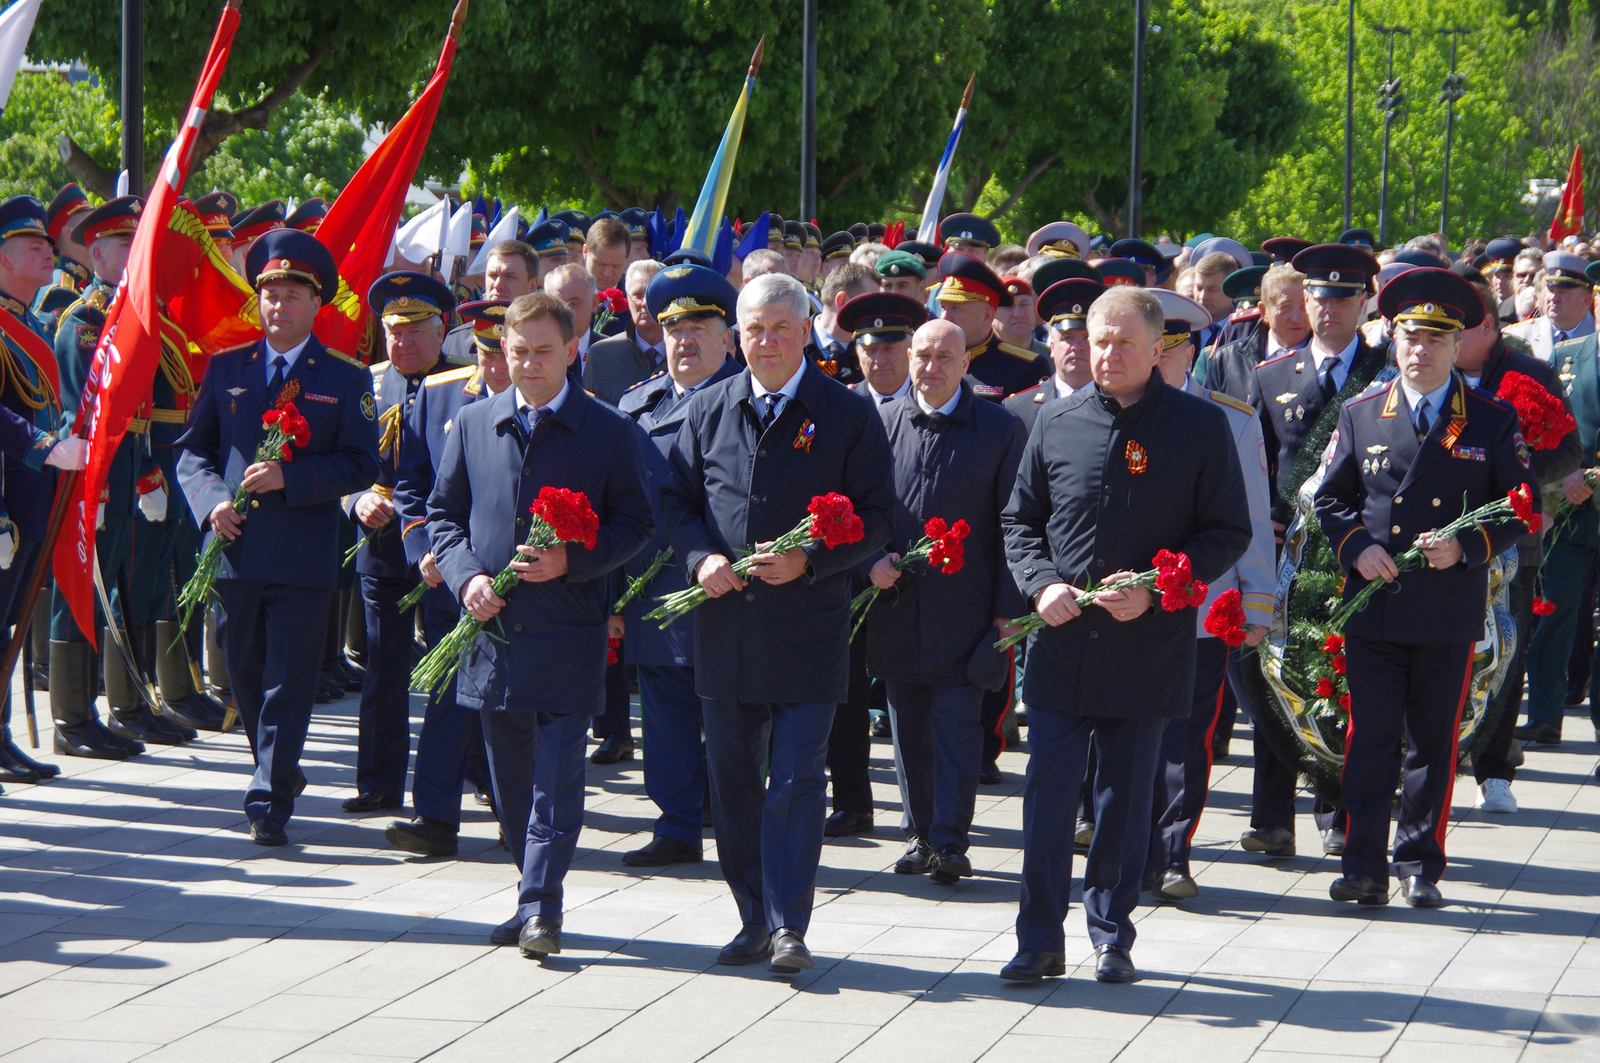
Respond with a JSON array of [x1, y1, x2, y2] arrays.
[[267, 355, 287, 397], [1415, 399, 1432, 437], [760, 395, 780, 429]]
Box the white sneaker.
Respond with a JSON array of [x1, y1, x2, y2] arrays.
[[1479, 778, 1518, 814]]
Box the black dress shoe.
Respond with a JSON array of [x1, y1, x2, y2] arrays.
[[249, 819, 287, 847], [718, 924, 772, 965], [869, 712, 891, 738], [1074, 819, 1095, 851], [1321, 829, 1347, 856], [1210, 735, 1231, 760], [622, 836, 701, 866], [1094, 944, 1136, 983], [894, 839, 935, 874], [386, 816, 460, 856], [474, 788, 492, 806], [292, 770, 307, 800], [108, 708, 187, 746], [1513, 722, 1562, 745], [978, 760, 1002, 785], [341, 791, 401, 814], [53, 722, 133, 760], [1329, 875, 1389, 905], [930, 846, 972, 885], [519, 917, 562, 957], [999, 950, 1066, 982], [589, 735, 635, 764], [769, 929, 813, 973], [1153, 870, 1200, 901], [823, 809, 874, 837], [160, 694, 227, 733], [0, 737, 58, 781], [1240, 826, 1296, 858], [488, 914, 523, 946], [1401, 876, 1443, 908]]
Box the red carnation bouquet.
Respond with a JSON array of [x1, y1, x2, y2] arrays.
[[996, 548, 1208, 651], [175, 385, 312, 636], [1203, 588, 1249, 648], [409, 486, 601, 694], [644, 492, 866, 628], [592, 287, 628, 333], [1496, 371, 1575, 452], [848, 516, 970, 640]]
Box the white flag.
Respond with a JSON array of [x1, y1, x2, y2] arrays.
[[391, 197, 449, 264], [440, 199, 472, 275], [466, 206, 519, 276], [0, 0, 45, 117]]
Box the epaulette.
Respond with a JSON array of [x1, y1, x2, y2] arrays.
[[1258, 348, 1302, 368], [1205, 388, 1254, 416], [1227, 305, 1263, 324], [425, 365, 477, 387], [1347, 379, 1391, 406], [213, 340, 256, 359], [1552, 332, 1590, 357], [622, 368, 668, 397], [368, 359, 391, 378], [324, 347, 365, 368], [997, 340, 1040, 362]]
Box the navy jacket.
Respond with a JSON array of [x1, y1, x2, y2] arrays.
[[661, 361, 894, 703], [427, 385, 652, 714], [176, 336, 380, 589], [1003, 373, 1251, 719], [618, 359, 740, 668], [394, 365, 485, 608], [1315, 373, 1535, 645], [0, 290, 63, 540], [864, 384, 1028, 684]]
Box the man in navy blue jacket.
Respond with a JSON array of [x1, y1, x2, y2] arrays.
[[427, 292, 652, 957], [176, 229, 380, 846], [661, 272, 894, 975]]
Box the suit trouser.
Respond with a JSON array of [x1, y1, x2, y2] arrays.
[[411, 603, 486, 829], [216, 581, 331, 826], [1476, 564, 1533, 784], [355, 573, 414, 800], [592, 659, 632, 740], [480, 709, 591, 921], [1017, 710, 1165, 953], [885, 680, 983, 851], [638, 664, 705, 847], [1570, 572, 1597, 700], [826, 637, 873, 815], [1342, 635, 1474, 885], [703, 698, 835, 934], [1525, 538, 1597, 733], [980, 648, 1016, 764], [1148, 638, 1230, 875]]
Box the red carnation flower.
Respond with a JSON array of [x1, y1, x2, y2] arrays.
[[606, 636, 621, 666], [1498, 371, 1577, 452], [807, 493, 865, 550], [1507, 482, 1542, 534], [1339, 692, 1352, 713], [1533, 596, 1557, 616], [1151, 549, 1204, 611], [1315, 677, 1335, 698], [924, 516, 949, 539], [1202, 588, 1248, 648], [600, 287, 628, 314], [1323, 634, 1344, 655], [1332, 654, 1347, 676], [531, 486, 600, 550], [261, 409, 282, 427]]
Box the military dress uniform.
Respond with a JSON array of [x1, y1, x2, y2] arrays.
[[1000, 370, 1250, 981], [1505, 251, 1595, 362], [939, 253, 1050, 402], [343, 272, 460, 813], [1315, 268, 1532, 907], [176, 230, 380, 843]]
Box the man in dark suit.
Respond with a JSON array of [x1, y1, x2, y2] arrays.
[[1244, 243, 1384, 860], [176, 229, 380, 845], [1000, 286, 1250, 984], [864, 317, 1027, 883], [582, 258, 667, 406], [615, 265, 741, 867], [661, 272, 894, 975], [1315, 267, 1533, 908], [428, 292, 652, 956]]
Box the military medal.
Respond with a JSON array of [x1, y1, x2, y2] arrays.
[[1124, 439, 1149, 475], [793, 418, 816, 452]]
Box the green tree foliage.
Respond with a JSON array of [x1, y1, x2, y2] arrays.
[[0, 73, 120, 195]]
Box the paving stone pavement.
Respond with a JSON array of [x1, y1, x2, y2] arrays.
[[2, 683, 1599, 1061]]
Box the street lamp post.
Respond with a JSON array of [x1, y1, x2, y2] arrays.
[[121, 0, 144, 195], [1374, 25, 1410, 246], [1343, 0, 1355, 232], [1129, 0, 1146, 238], [799, 0, 817, 223], [1438, 28, 1471, 239]]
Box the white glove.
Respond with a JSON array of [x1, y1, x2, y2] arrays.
[[44, 436, 89, 471], [0, 527, 14, 571], [138, 486, 168, 523]]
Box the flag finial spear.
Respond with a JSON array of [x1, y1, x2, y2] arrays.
[[449, 0, 469, 39], [749, 36, 766, 79], [961, 73, 975, 110]]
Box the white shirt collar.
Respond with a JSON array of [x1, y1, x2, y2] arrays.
[[516, 376, 570, 418], [1400, 376, 1452, 421], [914, 387, 961, 416], [264, 334, 311, 369], [1053, 376, 1083, 398], [1311, 333, 1359, 370], [1267, 330, 1305, 359], [866, 376, 912, 404], [750, 360, 806, 402]]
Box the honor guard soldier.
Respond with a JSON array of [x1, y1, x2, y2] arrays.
[[177, 229, 380, 846], [286, 198, 327, 234], [192, 190, 239, 259], [1315, 266, 1533, 908], [1000, 286, 1250, 984], [1005, 277, 1105, 434], [48, 195, 189, 754], [427, 292, 652, 957], [0, 196, 90, 785], [614, 264, 741, 867], [383, 300, 507, 856], [1506, 250, 1595, 361], [937, 252, 1049, 402], [228, 200, 286, 271], [343, 271, 460, 815], [36, 183, 93, 325], [661, 273, 894, 974], [1143, 290, 1275, 901], [863, 317, 1028, 883]]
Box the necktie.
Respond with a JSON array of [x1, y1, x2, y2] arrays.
[[878, 394, 894, 406], [760, 394, 780, 429], [268, 355, 287, 397], [1319, 361, 1338, 401], [1555, 329, 1570, 345], [1416, 400, 1432, 436]]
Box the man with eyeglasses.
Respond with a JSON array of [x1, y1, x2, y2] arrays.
[[1507, 251, 1595, 362]]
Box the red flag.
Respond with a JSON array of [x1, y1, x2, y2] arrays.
[[1550, 146, 1585, 243], [314, 0, 468, 360], [52, 0, 244, 644]]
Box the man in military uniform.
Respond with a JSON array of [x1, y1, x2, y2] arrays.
[[819, 231, 854, 283], [939, 212, 999, 258], [442, 241, 540, 364], [1202, 263, 1309, 403], [938, 252, 1049, 403], [35, 184, 93, 324], [1026, 222, 1091, 262], [227, 200, 286, 274], [874, 250, 926, 300], [286, 198, 327, 234], [1315, 266, 1532, 908], [1004, 276, 1104, 434], [342, 271, 460, 815], [1474, 237, 1524, 318], [613, 264, 741, 867], [999, 286, 1250, 983], [177, 229, 380, 846], [1110, 238, 1175, 289], [0, 197, 91, 785], [1507, 251, 1595, 361]]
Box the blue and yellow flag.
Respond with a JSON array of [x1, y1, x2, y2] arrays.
[[679, 37, 765, 261]]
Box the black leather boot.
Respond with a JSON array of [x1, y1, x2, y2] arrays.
[[204, 607, 231, 700], [0, 695, 58, 781], [150, 622, 225, 731], [28, 597, 49, 690], [104, 634, 189, 746], [51, 640, 133, 759]]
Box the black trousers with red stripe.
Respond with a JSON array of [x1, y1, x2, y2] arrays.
[[1147, 637, 1230, 876], [1342, 635, 1474, 885]]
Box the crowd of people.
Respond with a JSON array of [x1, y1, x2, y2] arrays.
[[0, 186, 1589, 986]]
